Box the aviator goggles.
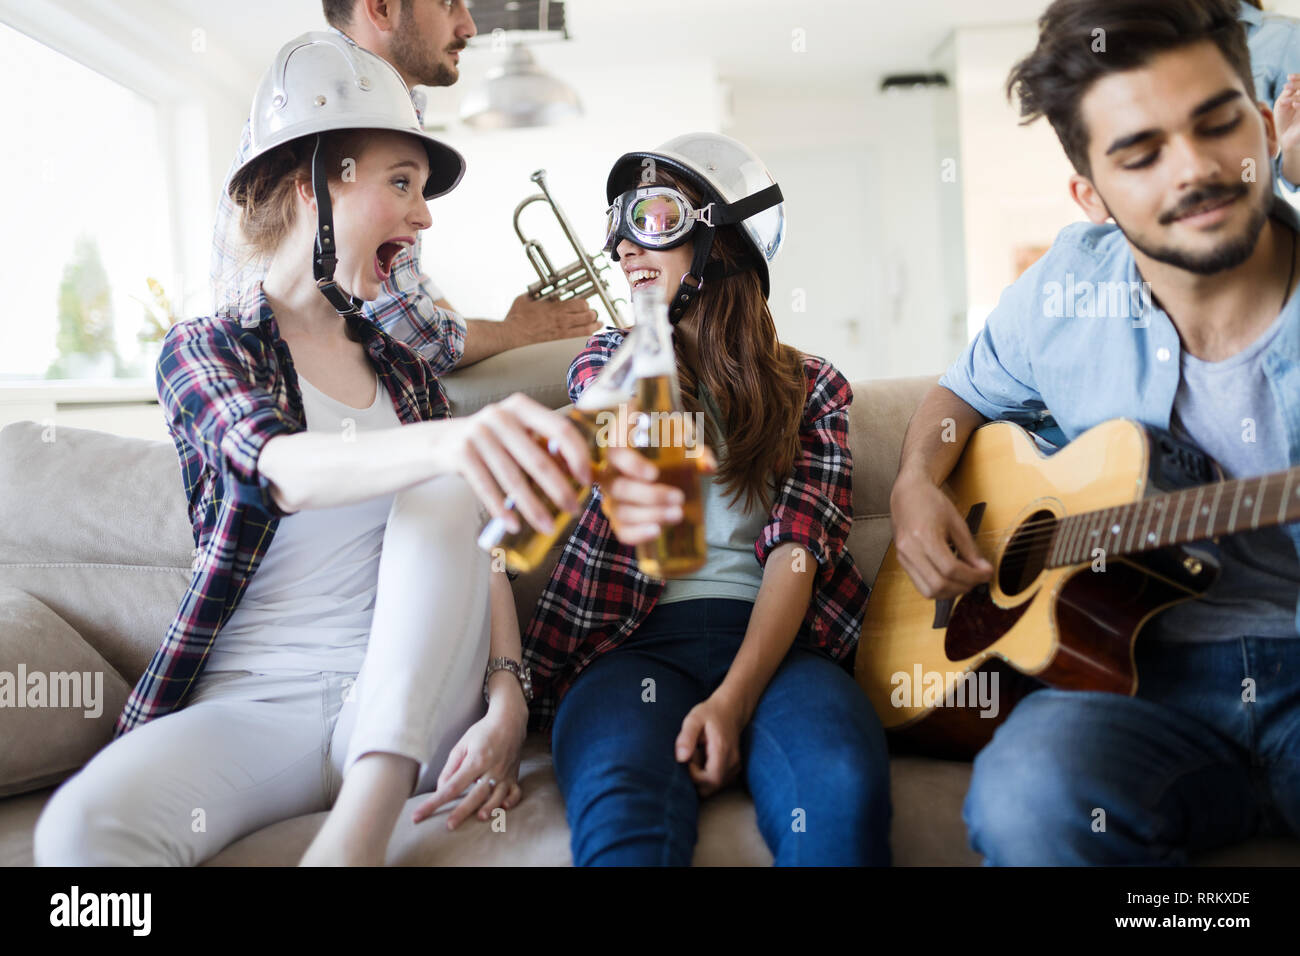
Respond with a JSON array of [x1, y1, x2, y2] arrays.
[[602, 181, 785, 261], [603, 186, 714, 258]]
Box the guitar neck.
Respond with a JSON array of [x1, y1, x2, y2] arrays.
[[1048, 465, 1300, 568]]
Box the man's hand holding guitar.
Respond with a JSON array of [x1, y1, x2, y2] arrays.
[[889, 385, 992, 601]]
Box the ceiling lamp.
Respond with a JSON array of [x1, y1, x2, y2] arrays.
[[459, 41, 582, 129]]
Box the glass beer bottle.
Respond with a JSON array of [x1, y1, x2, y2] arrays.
[[628, 284, 708, 578], [476, 326, 643, 573]]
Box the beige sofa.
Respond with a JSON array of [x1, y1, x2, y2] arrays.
[[1, 336, 1296, 866]]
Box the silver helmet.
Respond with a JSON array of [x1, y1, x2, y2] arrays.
[[228, 31, 465, 201], [606, 131, 785, 298], [228, 32, 465, 317]]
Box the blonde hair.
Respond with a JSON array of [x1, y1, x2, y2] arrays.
[[229, 131, 364, 258]]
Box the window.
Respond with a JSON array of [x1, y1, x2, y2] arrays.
[[0, 21, 175, 384]]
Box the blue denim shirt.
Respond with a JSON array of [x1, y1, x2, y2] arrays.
[[1242, 2, 1300, 105], [939, 196, 1300, 633], [1242, 0, 1300, 192]]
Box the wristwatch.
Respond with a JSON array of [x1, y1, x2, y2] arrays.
[[484, 657, 533, 705]]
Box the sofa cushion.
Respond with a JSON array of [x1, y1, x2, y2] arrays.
[[0, 587, 131, 797], [0, 421, 192, 570], [203, 734, 776, 866], [846, 375, 936, 521], [0, 421, 193, 678]]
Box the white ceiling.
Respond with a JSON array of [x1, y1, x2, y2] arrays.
[[159, 0, 1049, 95]]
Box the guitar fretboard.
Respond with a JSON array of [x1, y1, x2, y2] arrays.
[[1048, 466, 1300, 568]]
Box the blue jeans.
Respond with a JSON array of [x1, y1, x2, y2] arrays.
[[964, 636, 1300, 865], [551, 599, 890, 866]]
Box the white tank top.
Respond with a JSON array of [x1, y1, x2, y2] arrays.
[[205, 372, 402, 675]]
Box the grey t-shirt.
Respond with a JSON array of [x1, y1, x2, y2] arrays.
[[658, 383, 770, 606], [1148, 307, 1300, 641]]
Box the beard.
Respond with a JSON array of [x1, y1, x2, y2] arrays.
[[391, 13, 462, 88], [1105, 176, 1272, 276]]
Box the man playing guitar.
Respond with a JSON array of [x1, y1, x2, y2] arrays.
[[890, 0, 1300, 864]]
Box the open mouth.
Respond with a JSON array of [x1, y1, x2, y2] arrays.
[[374, 241, 404, 281], [627, 268, 662, 290]]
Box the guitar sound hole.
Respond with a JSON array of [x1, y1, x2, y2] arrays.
[[998, 509, 1056, 596]]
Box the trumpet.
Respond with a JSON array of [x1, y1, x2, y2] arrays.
[[513, 169, 629, 329]]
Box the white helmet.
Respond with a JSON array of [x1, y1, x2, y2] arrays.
[[229, 31, 465, 200], [605, 132, 785, 321], [228, 32, 465, 317]]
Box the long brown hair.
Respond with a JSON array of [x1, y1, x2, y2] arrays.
[[650, 168, 806, 513]]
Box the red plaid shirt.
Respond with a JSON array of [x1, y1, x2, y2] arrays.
[[113, 286, 448, 737], [522, 330, 870, 730]]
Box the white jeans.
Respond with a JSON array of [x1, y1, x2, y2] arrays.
[[34, 475, 492, 866]]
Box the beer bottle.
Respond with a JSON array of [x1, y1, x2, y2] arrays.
[[476, 327, 643, 573], [628, 284, 708, 578]]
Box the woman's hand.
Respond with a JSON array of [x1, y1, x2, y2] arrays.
[[674, 690, 747, 798], [450, 393, 592, 536], [600, 443, 717, 545], [411, 692, 529, 830]]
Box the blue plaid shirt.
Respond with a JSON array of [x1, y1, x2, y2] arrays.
[[113, 286, 449, 736]]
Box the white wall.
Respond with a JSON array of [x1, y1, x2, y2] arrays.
[[951, 24, 1083, 340], [727, 82, 960, 383]]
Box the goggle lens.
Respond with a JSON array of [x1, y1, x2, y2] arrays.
[[630, 194, 685, 237]]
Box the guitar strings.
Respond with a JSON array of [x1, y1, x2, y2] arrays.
[[952, 470, 1292, 550], [933, 515, 1195, 568], [954, 484, 1278, 565]]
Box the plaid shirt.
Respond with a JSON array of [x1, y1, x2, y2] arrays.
[[522, 330, 870, 730], [113, 286, 449, 737], [210, 59, 466, 374]]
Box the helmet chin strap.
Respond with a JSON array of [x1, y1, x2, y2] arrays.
[[666, 228, 753, 326], [667, 227, 715, 325], [311, 135, 363, 318], [664, 182, 783, 325]]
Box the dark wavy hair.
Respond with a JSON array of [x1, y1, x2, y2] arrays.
[[1007, 0, 1255, 176], [630, 167, 807, 513]]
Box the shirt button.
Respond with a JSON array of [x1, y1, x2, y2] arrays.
[[1156, 347, 1172, 362]]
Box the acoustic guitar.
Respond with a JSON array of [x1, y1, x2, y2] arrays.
[[855, 418, 1300, 759]]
